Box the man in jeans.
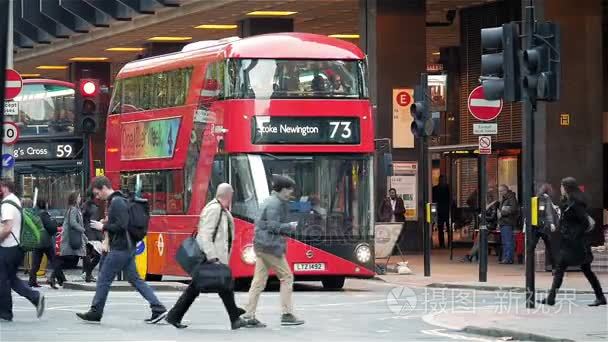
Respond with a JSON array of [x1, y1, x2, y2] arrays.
[[244, 175, 304, 327], [0, 179, 45, 321], [498, 184, 520, 264], [76, 176, 167, 323]]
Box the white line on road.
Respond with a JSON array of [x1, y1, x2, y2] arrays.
[[421, 329, 498, 341]]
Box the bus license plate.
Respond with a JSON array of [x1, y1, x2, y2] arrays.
[[294, 263, 325, 272]]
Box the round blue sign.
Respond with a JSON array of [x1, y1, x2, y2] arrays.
[[135, 240, 145, 255], [2, 154, 14, 169]]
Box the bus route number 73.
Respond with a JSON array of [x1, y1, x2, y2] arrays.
[[329, 121, 352, 140]]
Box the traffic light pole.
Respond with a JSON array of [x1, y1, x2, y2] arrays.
[[421, 135, 431, 277], [523, 0, 536, 309], [479, 154, 488, 282]]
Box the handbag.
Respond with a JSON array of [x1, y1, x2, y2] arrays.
[[66, 208, 83, 250], [191, 261, 234, 293], [176, 207, 224, 274]]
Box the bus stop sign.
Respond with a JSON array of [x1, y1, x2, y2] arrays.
[[5, 69, 23, 100]]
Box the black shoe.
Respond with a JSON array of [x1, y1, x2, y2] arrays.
[[231, 318, 247, 330], [245, 317, 267, 328], [281, 313, 305, 326], [537, 298, 556, 306], [36, 295, 45, 318], [588, 297, 607, 307], [237, 307, 246, 317], [29, 281, 41, 288], [145, 310, 167, 324], [76, 311, 102, 323], [47, 279, 58, 290], [165, 317, 188, 329], [0, 316, 12, 322]]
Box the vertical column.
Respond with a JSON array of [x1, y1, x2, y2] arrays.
[[238, 18, 293, 37], [538, 0, 604, 242], [360, 0, 427, 251], [69, 62, 111, 187]]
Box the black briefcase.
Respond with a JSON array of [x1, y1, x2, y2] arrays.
[[191, 261, 234, 293], [175, 233, 207, 274]]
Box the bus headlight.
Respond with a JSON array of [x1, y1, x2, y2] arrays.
[[355, 244, 371, 263], [241, 245, 256, 265]]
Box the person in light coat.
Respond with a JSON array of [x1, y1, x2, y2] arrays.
[[165, 183, 247, 330]]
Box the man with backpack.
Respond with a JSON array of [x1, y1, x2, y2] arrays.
[[0, 179, 45, 321], [76, 176, 167, 323]]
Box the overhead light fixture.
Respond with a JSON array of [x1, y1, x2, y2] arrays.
[[147, 36, 192, 42], [246, 11, 297, 16], [36, 65, 68, 70], [20, 73, 41, 77], [328, 34, 360, 39], [195, 24, 238, 29], [69, 57, 109, 62], [432, 51, 441, 55], [106, 47, 145, 52]]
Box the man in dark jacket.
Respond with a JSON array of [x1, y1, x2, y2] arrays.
[[432, 176, 450, 248], [243, 175, 304, 328], [378, 188, 406, 222], [498, 185, 520, 264], [76, 176, 167, 323], [28, 199, 60, 288]]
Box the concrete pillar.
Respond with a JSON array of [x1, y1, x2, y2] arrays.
[[238, 18, 293, 37], [360, 0, 426, 251], [535, 0, 604, 242]]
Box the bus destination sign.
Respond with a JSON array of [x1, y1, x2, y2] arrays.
[[252, 116, 360, 145], [13, 142, 79, 160]]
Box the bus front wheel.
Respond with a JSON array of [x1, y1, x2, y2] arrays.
[[322, 277, 345, 290], [145, 274, 163, 282]]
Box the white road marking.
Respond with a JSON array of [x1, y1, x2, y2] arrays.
[[421, 329, 498, 341]]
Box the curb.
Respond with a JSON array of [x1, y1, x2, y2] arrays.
[[462, 326, 575, 342], [427, 283, 604, 295], [63, 281, 188, 292]]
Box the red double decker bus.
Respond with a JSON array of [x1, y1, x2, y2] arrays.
[[107, 33, 375, 289]]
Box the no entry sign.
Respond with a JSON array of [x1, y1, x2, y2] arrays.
[[5, 69, 23, 100], [468, 86, 503, 122]]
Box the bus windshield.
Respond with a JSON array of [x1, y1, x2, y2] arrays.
[[227, 59, 366, 99], [229, 154, 372, 239], [13, 84, 75, 137]]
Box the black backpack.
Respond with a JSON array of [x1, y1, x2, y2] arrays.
[[123, 196, 150, 243]]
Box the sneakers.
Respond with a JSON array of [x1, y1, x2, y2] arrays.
[[231, 318, 248, 330], [144, 310, 168, 324], [245, 317, 267, 328], [76, 311, 102, 323], [36, 295, 45, 319], [280, 313, 304, 326]]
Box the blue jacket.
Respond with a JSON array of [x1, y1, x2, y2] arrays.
[[253, 192, 293, 257]]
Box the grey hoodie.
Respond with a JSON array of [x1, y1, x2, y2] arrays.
[[253, 192, 294, 257]]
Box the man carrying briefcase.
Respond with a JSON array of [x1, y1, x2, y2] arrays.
[[166, 183, 247, 330]]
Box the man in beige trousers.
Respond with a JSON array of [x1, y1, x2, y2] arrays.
[[244, 175, 304, 327]]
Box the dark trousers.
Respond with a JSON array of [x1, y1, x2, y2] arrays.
[[550, 261, 605, 300], [50, 256, 68, 284], [168, 283, 240, 324], [29, 245, 56, 284], [500, 225, 514, 263], [0, 246, 41, 320], [532, 231, 554, 269], [83, 244, 101, 279], [437, 217, 448, 248], [91, 249, 165, 316]]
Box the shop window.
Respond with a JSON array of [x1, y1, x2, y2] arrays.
[[120, 170, 184, 214]]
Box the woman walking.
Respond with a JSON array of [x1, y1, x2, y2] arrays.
[[51, 192, 86, 287], [539, 177, 606, 306], [81, 191, 103, 282]]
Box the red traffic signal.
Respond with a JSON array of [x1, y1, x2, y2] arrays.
[[79, 79, 99, 97]]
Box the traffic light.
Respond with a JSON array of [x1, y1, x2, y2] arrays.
[[76, 79, 100, 134], [480, 22, 521, 102], [410, 74, 434, 138], [523, 22, 560, 102]]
